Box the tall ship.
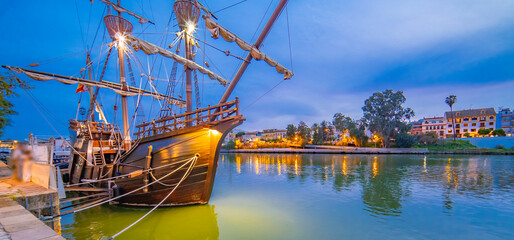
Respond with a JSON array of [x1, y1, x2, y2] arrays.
[[3, 0, 292, 206]]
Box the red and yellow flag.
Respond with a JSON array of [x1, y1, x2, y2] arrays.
[[75, 84, 86, 93]]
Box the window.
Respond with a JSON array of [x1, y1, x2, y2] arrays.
[[471, 129, 477, 132], [464, 129, 468, 132], [481, 110, 485, 114], [489, 122, 494, 125], [480, 123, 485, 127], [456, 112, 461, 116], [425, 127, 428, 130], [448, 124, 452, 128], [489, 116, 494, 120], [448, 129, 453, 133], [480, 117, 486, 121], [472, 123, 477, 127], [464, 118, 469, 122], [464, 123, 468, 127], [456, 124, 460, 128], [456, 130, 460, 134]]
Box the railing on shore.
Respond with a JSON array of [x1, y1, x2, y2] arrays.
[[134, 98, 240, 138]]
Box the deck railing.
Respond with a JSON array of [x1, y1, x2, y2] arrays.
[[134, 98, 240, 138], [70, 120, 119, 134]]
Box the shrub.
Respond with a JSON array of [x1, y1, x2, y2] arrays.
[[492, 129, 506, 136], [478, 129, 492, 136], [226, 140, 236, 149], [463, 132, 471, 138], [395, 132, 417, 148], [494, 144, 505, 149], [417, 132, 438, 145]]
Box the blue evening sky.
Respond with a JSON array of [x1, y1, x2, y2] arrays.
[[1, 0, 513, 140]]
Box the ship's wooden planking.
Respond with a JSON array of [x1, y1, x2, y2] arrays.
[[114, 115, 244, 206]]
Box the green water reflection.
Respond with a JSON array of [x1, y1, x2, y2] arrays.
[[61, 154, 514, 239]]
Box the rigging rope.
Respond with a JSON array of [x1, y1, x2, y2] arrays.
[[242, 80, 285, 111], [108, 155, 198, 239], [74, 0, 86, 49], [48, 155, 199, 219], [214, 0, 249, 13], [18, 85, 93, 165]]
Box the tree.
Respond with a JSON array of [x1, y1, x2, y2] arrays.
[[332, 114, 368, 146], [463, 132, 471, 138], [349, 123, 369, 147], [362, 89, 414, 148], [235, 131, 245, 138], [332, 113, 356, 134], [395, 132, 417, 148], [445, 95, 457, 141], [311, 121, 332, 145], [311, 123, 321, 144], [478, 129, 492, 136], [286, 124, 297, 141], [0, 73, 31, 137], [297, 121, 311, 146], [492, 129, 506, 136]]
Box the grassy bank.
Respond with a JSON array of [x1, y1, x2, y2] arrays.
[[415, 140, 514, 153]]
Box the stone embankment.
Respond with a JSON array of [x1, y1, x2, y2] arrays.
[[221, 146, 513, 155], [0, 162, 63, 240]]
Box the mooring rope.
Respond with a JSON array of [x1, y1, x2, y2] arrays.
[[65, 156, 193, 187], [107, 154, 199, 239], [46, 155, 198, 219]]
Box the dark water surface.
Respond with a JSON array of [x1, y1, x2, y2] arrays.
[[61, 154, 514, 239]]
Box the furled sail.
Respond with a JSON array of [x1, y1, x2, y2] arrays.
[[202, 15, 294, 80], [99, 0, 154, 24], [125, 35, 230, 86], [4, 66, 186, 108]]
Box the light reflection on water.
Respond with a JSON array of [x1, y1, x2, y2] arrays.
[[61, 154, 514, 239]]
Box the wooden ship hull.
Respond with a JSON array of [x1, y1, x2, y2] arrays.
[[67, 99, 243, 206], [115, 117, 243, 206]]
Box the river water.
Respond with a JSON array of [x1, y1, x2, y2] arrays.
[[61, 153, 514, 239]]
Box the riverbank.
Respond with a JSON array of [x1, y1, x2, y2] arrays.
[[221, 147, 514, 155]]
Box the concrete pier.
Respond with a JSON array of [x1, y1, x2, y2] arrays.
[[0, 162, 63, 240]]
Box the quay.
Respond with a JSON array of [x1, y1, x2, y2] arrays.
[[0, 162, 63, 240], [221, 146, 513, 155]]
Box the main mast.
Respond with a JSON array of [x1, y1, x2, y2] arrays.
[[174, 0, 200, 124]]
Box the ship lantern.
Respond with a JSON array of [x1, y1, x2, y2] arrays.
[[104, 15, 134, 40], [173, 0, 200, 32]]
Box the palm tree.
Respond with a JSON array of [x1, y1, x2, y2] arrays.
[[445, 95, 457, 141]]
